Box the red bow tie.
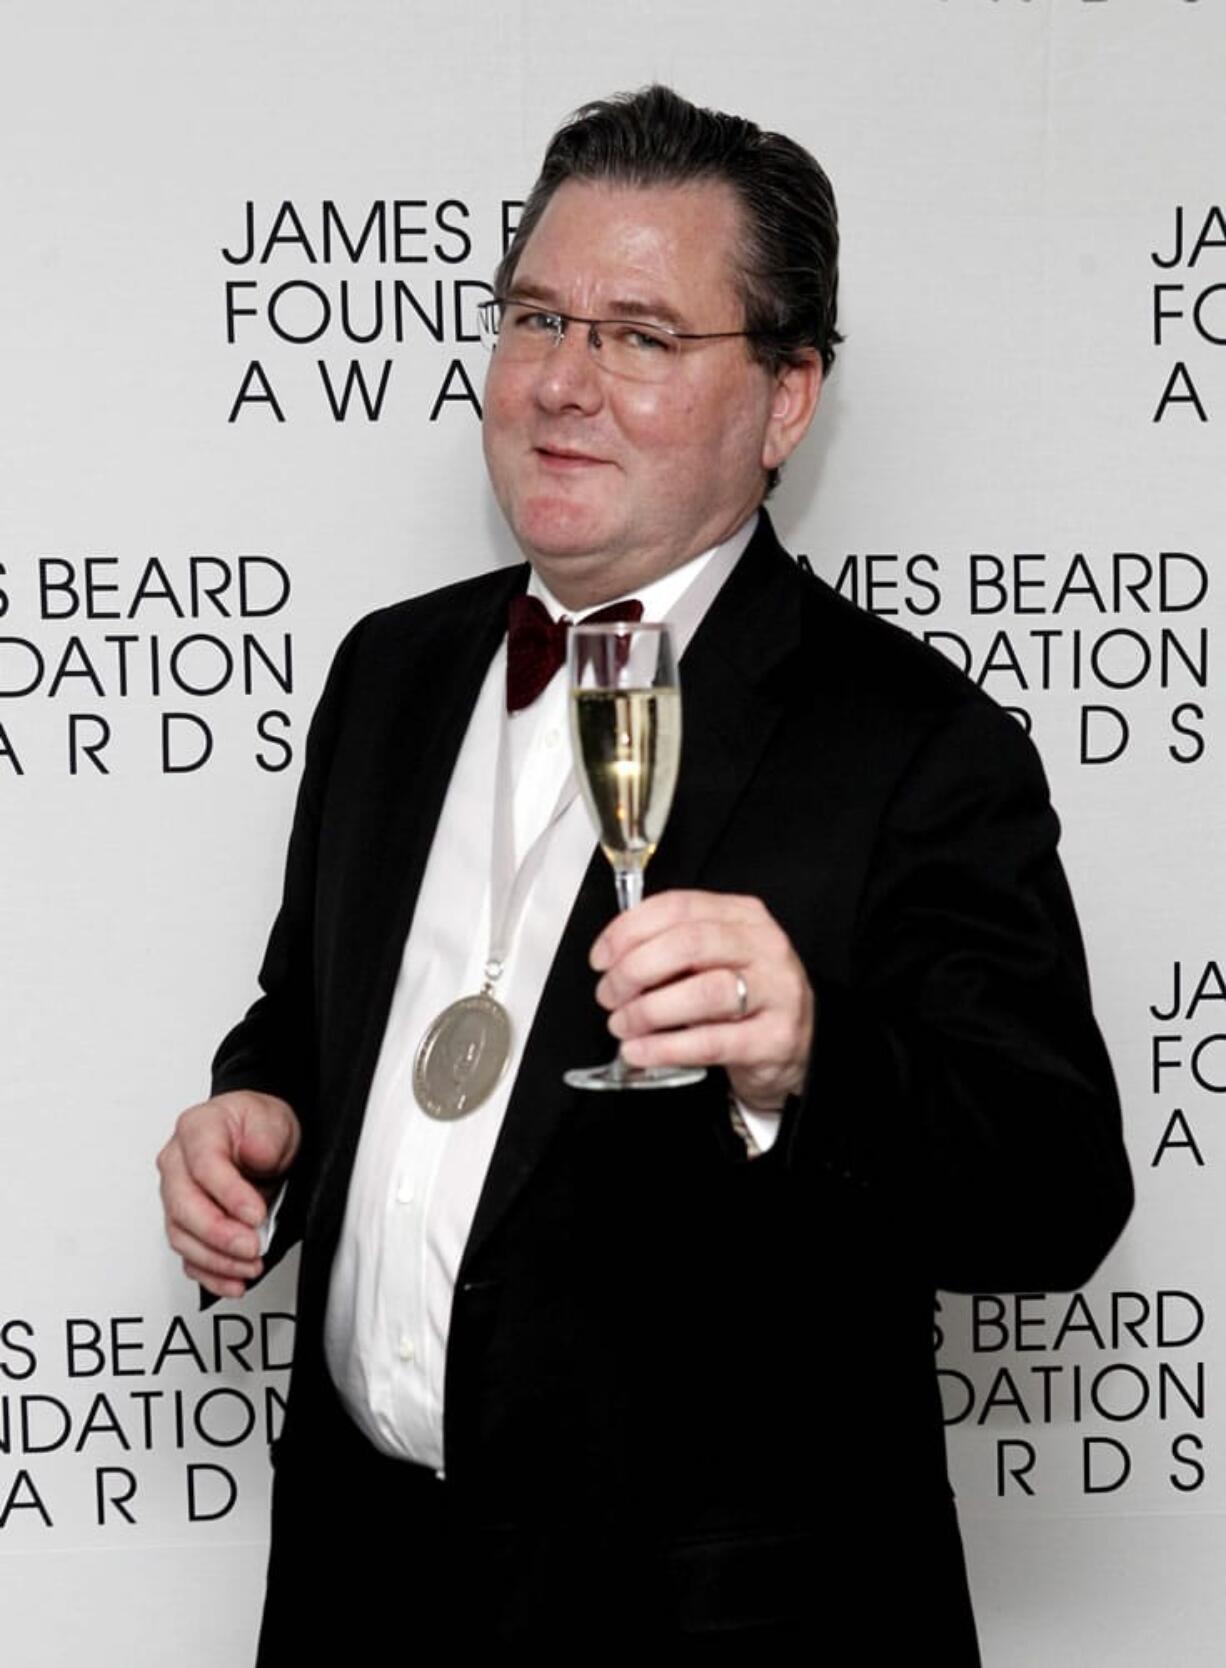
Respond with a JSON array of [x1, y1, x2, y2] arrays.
[[505, 594, 644, 712]]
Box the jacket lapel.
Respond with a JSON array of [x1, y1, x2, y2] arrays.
[[312, 563, 529, 1231]]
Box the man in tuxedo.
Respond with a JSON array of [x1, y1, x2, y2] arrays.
[[158, 87, 1132, 1658]]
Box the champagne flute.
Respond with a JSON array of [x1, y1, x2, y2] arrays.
[[564, 620, 706, 1091]]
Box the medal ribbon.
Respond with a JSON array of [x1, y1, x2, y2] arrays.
[[413, 534, 748, 1118]]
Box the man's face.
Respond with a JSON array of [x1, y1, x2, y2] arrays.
[[482, 179, 818, 608]]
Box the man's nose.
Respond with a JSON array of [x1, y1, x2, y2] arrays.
[[533, 320, 603, 413]]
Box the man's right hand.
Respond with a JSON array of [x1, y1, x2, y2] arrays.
[[157, 1090, 301, 1299]]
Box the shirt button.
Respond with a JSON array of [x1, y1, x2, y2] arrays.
[[396, 1181, 414, 1205], [398, 1337, 416, 1363], [544, 727, 561, 749]]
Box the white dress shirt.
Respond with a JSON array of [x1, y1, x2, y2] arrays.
[[323, 516, 773, 1471]]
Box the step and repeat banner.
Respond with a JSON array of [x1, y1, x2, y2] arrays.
[[2, 2, 1221, 1663]]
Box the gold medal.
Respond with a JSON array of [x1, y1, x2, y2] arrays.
[[413, 992, 512, 1120]]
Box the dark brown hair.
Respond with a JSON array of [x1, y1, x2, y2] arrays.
[[496, 84, 842, 380]]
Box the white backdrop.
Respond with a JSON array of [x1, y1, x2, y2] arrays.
[[2, 2, 1222, 1662]]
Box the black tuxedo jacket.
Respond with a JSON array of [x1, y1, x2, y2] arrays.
[[214, 514, 1132, 1653]]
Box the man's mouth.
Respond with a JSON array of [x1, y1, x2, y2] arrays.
[[535, 444, 609, 468]]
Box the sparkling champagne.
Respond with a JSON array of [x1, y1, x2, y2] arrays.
[[571, 687, 681, 871], [563, 620, 702, 1091]]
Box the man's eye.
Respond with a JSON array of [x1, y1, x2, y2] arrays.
[[514, 309, 562, 334], [612, 323, 674, 354]]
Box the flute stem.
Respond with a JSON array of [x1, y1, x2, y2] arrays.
[[614, 866, 643, 914]]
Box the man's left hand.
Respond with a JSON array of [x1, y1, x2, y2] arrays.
[[590, 890, 814, 1112]]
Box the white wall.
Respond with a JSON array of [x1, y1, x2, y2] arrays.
[[2, 2, 1220, 1661]]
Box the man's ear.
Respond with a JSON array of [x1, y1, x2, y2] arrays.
[[762, 352, 823, 473]]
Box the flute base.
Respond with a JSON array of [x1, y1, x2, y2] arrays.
[[563, 1060, 707, 1092]]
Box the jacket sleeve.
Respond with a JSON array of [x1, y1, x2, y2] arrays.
[[786, 696, 1133, 1294], [207, 618, 366, 1260]]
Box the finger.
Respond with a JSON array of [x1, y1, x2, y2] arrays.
[[158, 1141, 264, 1260], [621, 995, 812, 1112], [591, 890, 764, 970], [621, 1015, 808, 1111], [182, 1262, 250, 1301], [173, 1119, 272, 1231], [609, 966, 754, 1039], [595, 917, 757, 1009], [232, 1106, 301, 1183], [620, 1014, 780, 1071], [167, 1220, 264, 1283]]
